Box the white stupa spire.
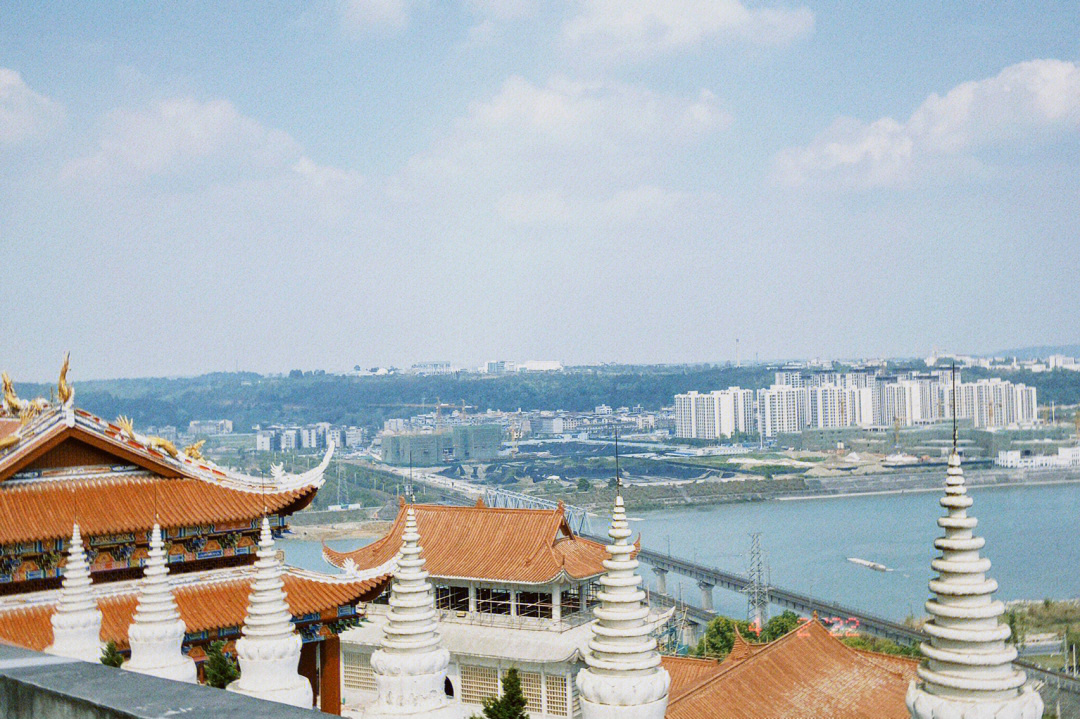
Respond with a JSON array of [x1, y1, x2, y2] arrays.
[[577, 494, 670, 719], [906, 451, 1043, 719], [364, 506, 463, 719], [227, 517, 312, 708], [46, 523, 103, 662], [122, 523, 196, 682]]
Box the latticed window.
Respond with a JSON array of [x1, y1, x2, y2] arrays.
[[460, 664, 499, 705], [546, 673, 569, 716], [342, 651, 375, 692], [512, 670, 542, 714]]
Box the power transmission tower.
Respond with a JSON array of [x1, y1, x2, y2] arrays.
[[746, 532, 770, 629]]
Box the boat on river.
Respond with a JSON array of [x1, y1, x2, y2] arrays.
[[846, 556, 890, 572]]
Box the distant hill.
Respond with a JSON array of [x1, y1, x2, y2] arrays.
[[990, 344, 1080, 360]]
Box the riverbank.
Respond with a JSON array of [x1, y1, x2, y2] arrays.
[[286, 520, 390, 541], [537, 466, 1080, 512]]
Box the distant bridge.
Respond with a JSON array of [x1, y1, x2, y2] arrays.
[[583, 534, 923, 645], [482, 488, 593, 534]]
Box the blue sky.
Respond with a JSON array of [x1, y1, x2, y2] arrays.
[[1, 1, 1078, 380]]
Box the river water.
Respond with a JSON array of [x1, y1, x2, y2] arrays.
[[282, 480, 1080, 623]]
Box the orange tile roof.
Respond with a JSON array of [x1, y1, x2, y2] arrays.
[[661, 655, 724, 701], [0, 475, 317, 544], [323, 503, 609, 584], [665, 621, 918, 719], [0, 420, 18, 441], [0, 568, 389, 652]]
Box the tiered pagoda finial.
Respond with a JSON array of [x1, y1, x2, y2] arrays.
[[227, 517, 312, 708], [122, 523, 196, 683], [906, 450, 1043, 719], [364, 506, 463, 719], [577, 494, 670, 719], [46, 522, 103, 662]]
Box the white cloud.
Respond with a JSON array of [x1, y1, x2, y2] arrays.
[[563, 0, 813, 63], [776, 59, 1080, 188], [397, 75, 729, 201], [340, 0, 414, 33], [0, 68, 63, 144], [62, 98, 301, 183]]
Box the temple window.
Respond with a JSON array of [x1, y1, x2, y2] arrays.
[[459, 664, 499, 704], [515, 591, 553, 619], [342, 650, 375, 692], [546, 674, 568, 716], [435, 585, 469, 612], [475, 588, 511, 615]]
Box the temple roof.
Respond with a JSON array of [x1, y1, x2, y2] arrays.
[[663, 621, 918, 719], [0, 406, 330, 491], [0, 565, 389, 652], [0, 475, 318, 544], [0, 405, 330, 542], [323, 502, 610, 585]]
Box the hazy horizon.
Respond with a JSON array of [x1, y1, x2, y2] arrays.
[[3, 3, 1078, 381]]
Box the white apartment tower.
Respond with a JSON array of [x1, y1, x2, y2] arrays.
[[756, 385, 808, 438], [674, 389, 756, 439]]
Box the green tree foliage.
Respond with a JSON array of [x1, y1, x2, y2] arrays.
[[577, 477, 591, 492], [1006, 608, 1029, 650], [693, 616, 755, 659], [204, 640, 240, 688], [759, 611, 802, 642], [840, 634, 922, 658], [472, 667, 529, 719], [100, 640, 124, 668]]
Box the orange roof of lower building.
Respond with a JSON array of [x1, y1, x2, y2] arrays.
[[664, 621, 918, 719], [0, 566, 389, 652], [323, 502, 610, 584], [0, 475, 317, 544], [661, 655, 724, 701]]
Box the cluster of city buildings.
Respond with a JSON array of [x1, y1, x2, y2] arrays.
[[255, 422, 366, 452], [927, 351, 1080, 373], [676, 370, 1038, 440], [996, 446, 1080, 470]]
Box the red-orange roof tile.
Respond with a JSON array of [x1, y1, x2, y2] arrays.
[[661, 655, 724, 701], [0, 569, 389, 652], [0, 475, 316, 544], [665, 621, 918, 719], [324, 503, 609, 584]]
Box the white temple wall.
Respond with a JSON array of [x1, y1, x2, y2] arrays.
[[341, 642, 581, 719]]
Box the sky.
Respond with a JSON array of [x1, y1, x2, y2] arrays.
[[1, 1, 1078, 380]]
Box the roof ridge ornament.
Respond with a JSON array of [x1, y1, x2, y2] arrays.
[[122, 523, 196, 682], [577, 493, 670, 719], [57, 352, 74, 407], [45, 522, 103, 662], [905, 451, 1043, 719], [364, 506, 464, 718]]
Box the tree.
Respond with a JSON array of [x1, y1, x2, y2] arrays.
[[1005, 609, 1028, 651], [760, 611, 801, 642], [577, 477, 591, 492], [693, 616, 754, 659], [204, 640, 240, 688], [100, 640, 124, 668], [472, 667, 529, 719]]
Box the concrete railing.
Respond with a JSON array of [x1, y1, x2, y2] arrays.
[[0, 643, 321, 719]]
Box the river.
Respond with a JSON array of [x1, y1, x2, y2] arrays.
[[282, 480, 1080, 623]]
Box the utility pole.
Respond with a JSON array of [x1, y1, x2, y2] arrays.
[[747, 532, 769, 630]]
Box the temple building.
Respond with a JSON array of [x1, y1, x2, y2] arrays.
[[0, 368, 391, 713], [324, 499, 648, 718]]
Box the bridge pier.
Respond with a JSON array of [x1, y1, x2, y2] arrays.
[[698, 581, 714, 611], [654, 568, 668, 595]]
